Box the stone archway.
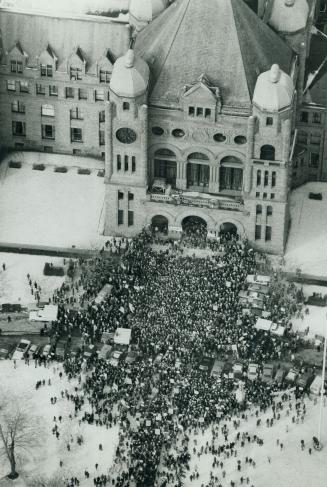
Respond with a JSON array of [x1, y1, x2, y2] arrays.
[[219, 221, 238, 240], [182, 215, 207, 236], [151, 215, 169, 234]]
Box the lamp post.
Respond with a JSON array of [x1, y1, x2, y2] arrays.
[[318, 318, 327, 445]]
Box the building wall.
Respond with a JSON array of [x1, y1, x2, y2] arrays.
[[0, 66, 110, 157]]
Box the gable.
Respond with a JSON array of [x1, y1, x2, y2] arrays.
[[182, 81, 219, 104]]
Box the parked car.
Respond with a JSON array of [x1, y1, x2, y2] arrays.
[[12, 339, 31, 360], [109, 349, 124, 367], [233, 362, 244, 380], [275, 368, 286, 385], [99, 344, 112, 361], [247, 363, 259, 381], [296, 372, 314, 391], [285, 368, 299, 385], [27, 344, 38, 359], [199, 356, 214, 372], [55, 341, 67, 360], [125, 350, 140, 364], [262, 364, 276, 383], [310, 375, 326, 395], [211, 360, 224, 379], [83, 344, 96, 360], [0, 346, 12, 360], [42, 344, 52, 358], [309, 192, 322, 200]]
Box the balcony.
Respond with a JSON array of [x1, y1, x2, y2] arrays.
[[146, 190, 244, 212]]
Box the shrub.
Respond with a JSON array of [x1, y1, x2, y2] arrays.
[[54, 166, 67, 173], [33, 164, 45, 171], [9, 160, 22, 168], [78, 168, 91, 175], [43, 263, 65, 276]]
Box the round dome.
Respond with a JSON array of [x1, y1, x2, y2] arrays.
[[129, 0, 169, 23], [110, 49, 150, 98], [253, 64, 294, 112], [269, 0, 309, 33]]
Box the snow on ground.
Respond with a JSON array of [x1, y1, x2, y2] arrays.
[[0, 253, 66, 305], [0, 153, 106, 249], [0, 361, 119, 486], [285, 182, 327, 277], [186, 394, 327, 487]]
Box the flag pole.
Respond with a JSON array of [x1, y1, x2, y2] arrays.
[[318, 317, 327, 444]]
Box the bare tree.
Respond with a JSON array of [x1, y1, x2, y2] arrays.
[[0, 398, 41, 480]]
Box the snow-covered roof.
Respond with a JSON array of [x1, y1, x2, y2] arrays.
[[114, 327, 131, 346], [253, 64, 294, 112], [110, 49, 150, 98], [269, 0, 309, 33]]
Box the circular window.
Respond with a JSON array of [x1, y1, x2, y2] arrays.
[[213, 133, 226, 143], [152, 126, 164, 136], [234, 135, 247, 145], [172, 128, 185, 138], [116, 127, 137, 144]]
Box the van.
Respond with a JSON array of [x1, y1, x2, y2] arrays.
[[310, 375, 325, 395]]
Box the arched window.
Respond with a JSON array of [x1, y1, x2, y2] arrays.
[[267, 206, 273, 217], [260, 145, 275, 161], [256, 170, 261, 186], [271, 171, 276, 187], [187, 152, 209, 161], [256, 204, 262, 215], [154, 149, 177, 188], [220, 156, 243, 191], [155, 148, 175, 157]]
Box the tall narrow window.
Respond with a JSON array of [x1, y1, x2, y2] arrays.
[[267, 206, 273, 217], [256, 204, 262, 215], [99, 131, 105, 146], [256, 170, 261, 186], [271, 171, 276, 187], [123, 102, 130, 111], [117, 155, 121, 171], [132, 156, 136, 173], [255, 225, 261, 240], [124, 155, 128, 171], [118, 209, 124, 225], [265, 226, 272, 241], [128, 211, 134, 226]]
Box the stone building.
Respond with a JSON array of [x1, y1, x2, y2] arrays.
[[0, 0, 325, 254]]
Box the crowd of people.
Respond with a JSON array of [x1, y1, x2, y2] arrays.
[[48, 229, 305, 486]]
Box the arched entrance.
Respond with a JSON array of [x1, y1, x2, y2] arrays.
[[219, 222, 238, 240], [154, 148, 177, 188], [151, 215, 169, 235], [182, 215, 207, 237]]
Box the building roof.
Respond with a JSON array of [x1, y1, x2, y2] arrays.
[[0, 8, 130, 70], [134, 0, 295, 110], [269, 0, 309, 34], [253, 64, 294, 111], [110, 49, 150, 98]]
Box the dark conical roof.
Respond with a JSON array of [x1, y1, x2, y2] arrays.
[[134, 0, 295, 110]]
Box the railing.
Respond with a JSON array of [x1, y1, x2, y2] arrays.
[[147, 193, 244, 212]]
